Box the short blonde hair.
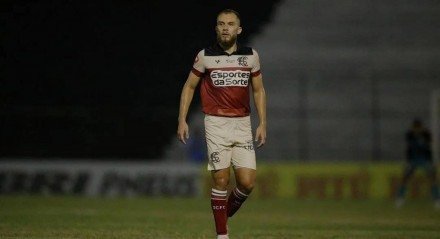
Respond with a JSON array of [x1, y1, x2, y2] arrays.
[[217, 9, 241, 25]]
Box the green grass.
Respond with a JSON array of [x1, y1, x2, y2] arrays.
[[0, 196, 439, 239]]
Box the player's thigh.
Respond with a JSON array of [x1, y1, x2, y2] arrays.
[[231, 117, 255, 169], [205, 115, 233, 170], [231, 144, 256, 170], [207, 145, 233, 170]]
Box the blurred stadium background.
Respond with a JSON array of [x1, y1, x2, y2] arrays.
[[1, 0, 440, 238]]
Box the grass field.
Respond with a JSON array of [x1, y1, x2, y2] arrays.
[[0, 196, 439, 239]]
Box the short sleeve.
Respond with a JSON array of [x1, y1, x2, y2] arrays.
[[251, 49, 261, 77], [191, 50, 205, 77]]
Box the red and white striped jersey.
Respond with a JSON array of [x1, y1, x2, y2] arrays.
[[191, 44, 261, 117]]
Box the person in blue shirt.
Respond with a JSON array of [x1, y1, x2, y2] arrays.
[[396, 119, 439, 208]]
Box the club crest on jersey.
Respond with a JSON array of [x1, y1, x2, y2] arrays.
[[237, 56, 248, 66], [210, 70, 250, 87]]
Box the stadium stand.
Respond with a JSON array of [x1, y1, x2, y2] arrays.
[[253, 0, 440, 161]]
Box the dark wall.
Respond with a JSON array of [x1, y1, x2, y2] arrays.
[[0, 1, 280, 159]]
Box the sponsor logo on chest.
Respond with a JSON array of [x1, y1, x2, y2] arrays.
[[210, 70, 250, 87]]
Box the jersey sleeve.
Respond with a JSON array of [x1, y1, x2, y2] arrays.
[[191, 50, 205, 77], [251, 49, 261, 77]]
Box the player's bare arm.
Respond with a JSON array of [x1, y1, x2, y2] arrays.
[[177, 72, 201, 144], [252, 73, 267, 148]]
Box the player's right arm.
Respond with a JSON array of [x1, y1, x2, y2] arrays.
[[177, 71, 201, 144]]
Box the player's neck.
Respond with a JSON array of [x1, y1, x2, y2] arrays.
[[219, 42, 237, 55]]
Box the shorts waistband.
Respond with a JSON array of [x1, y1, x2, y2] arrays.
[[205, 114, 250, 121]]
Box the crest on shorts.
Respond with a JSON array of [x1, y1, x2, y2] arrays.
[[210, 152, 220, 163]]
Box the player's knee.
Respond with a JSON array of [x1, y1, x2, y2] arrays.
[[238, 181, 254, 194], [213, 177, 229, 190]]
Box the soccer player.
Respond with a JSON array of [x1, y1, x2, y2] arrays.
[[395, 119, 440, 208], [177, 9, 267, 239]]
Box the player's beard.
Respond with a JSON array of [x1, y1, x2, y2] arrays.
[[217, 33, 237, 49]]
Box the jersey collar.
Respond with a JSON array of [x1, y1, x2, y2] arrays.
[[213, 43, 243, 56]]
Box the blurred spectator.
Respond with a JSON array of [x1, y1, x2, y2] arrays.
[[396, 119, 440, 208]]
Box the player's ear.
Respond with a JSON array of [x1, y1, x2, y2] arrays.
[[237, 26, 242, 35]]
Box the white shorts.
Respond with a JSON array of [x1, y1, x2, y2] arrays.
[[204, 115, 256, 171]]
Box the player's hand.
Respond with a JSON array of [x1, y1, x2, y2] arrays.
[[255, 124, 266, 148], [177, 121, 189, 144]]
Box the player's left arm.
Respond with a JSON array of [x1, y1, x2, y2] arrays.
[[251, 73, 267, 148]]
